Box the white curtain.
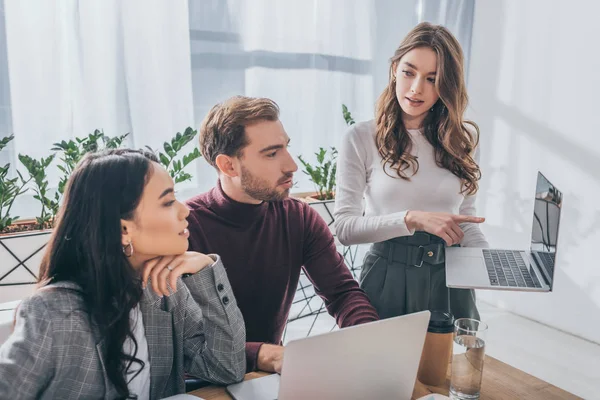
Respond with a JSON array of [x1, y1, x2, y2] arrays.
[[0, 0, 474, 219], [418, 0, 476, 80], [1, 0, 194, 217], [187, 0, 386, 196]]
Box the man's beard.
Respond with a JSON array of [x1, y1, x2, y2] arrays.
[[240, 165, 291, 202]]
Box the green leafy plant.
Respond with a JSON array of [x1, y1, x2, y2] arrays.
[[2, 127, 202, 234], [298, 147, 338, 201], [0, 135, 30, 231], [18, 154, 58, 229], [342, 104, 355, 126], [52, 130, 129, 196], [297, 104, 356, 201], [148, 127, 201, 184]]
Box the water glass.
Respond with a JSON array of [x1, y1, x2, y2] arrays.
[[449, 318, 488, 400]]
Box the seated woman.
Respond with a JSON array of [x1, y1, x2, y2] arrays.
[[0, 149, 246, 399]]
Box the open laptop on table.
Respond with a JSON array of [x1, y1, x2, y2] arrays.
[[446, 171, 561, 292], [226, 310, 430, 400]]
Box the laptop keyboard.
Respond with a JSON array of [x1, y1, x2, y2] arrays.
[[483, 250, 542, 288]]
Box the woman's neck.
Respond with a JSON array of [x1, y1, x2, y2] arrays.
[[402, 112, 425, 130], [127, 254, 152, 272]]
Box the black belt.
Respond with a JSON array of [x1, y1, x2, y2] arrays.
[[371, 232, 447, 267]]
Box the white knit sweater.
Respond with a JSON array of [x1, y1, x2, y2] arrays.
[[333, 120, 489, 248]]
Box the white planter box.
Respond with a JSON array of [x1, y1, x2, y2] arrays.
[[0, 230, 51, 303]]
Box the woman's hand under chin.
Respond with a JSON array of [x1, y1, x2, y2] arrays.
[[142, 251, 214, 296]]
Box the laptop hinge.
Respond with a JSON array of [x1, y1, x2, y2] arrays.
[[531, 252, 552, 287]]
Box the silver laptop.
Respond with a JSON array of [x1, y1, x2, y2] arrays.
[[446, 171, 561, 292], [226, 310, 430, 400]]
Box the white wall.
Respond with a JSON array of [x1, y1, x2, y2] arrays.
[[468, 1, 600, 344]]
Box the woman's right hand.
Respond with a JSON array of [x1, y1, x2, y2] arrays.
[[404, 211, 485, 246], [142, 251, 215, 296]]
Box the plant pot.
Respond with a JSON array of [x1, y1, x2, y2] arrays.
[[0, 229, 52, 303]]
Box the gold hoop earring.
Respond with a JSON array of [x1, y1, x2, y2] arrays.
[[123, 241, 134, 257]]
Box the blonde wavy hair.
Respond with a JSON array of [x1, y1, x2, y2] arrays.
[[375, 22, 481, 195]]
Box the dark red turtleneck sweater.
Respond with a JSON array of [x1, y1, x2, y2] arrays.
[[186, 182, 379, 372]]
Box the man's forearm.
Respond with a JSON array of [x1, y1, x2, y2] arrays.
[[330, 289, 379, 328]]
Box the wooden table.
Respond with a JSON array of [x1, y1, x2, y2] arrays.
[[189, 355, 580, 399]]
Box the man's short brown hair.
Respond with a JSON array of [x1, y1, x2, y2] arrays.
[[199, 96, 280, 168]]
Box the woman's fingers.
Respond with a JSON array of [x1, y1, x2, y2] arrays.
[[452, 215, 485, 224], [433, 222, 457, 246], [157, 266, 171, 296], [449, 223, 464, 245], [142, 252, 214, 296], [168, 258, 189, 293], [142, 257, 161, 289], [155, 255, 177, 296], [165, 255, 187, 294], [147, 255, 175, 296], [438, 231, 454, 247]]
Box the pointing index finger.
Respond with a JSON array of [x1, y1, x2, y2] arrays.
[[452, 215, 485, 223]]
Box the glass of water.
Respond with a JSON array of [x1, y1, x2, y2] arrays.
[[449, 318, 488, 400]]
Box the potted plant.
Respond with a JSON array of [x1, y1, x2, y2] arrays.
[[0, 135, 49, 302], [295, 104, 355, 235], [0, 128, 201, 303]]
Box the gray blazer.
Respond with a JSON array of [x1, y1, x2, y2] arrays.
[[0, 256, 246, 399]]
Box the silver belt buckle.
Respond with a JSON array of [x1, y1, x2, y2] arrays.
[[413, 245, 425, 267]]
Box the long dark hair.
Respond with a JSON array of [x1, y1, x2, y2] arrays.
[[38, 148, 159, 399], [375, 22, 481, 195]]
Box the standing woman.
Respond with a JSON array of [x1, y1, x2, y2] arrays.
[[0, 149, 246, 399], [334, 22, 488, 320]]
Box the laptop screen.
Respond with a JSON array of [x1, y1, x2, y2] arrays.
[[529, 172, 562, 288]]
